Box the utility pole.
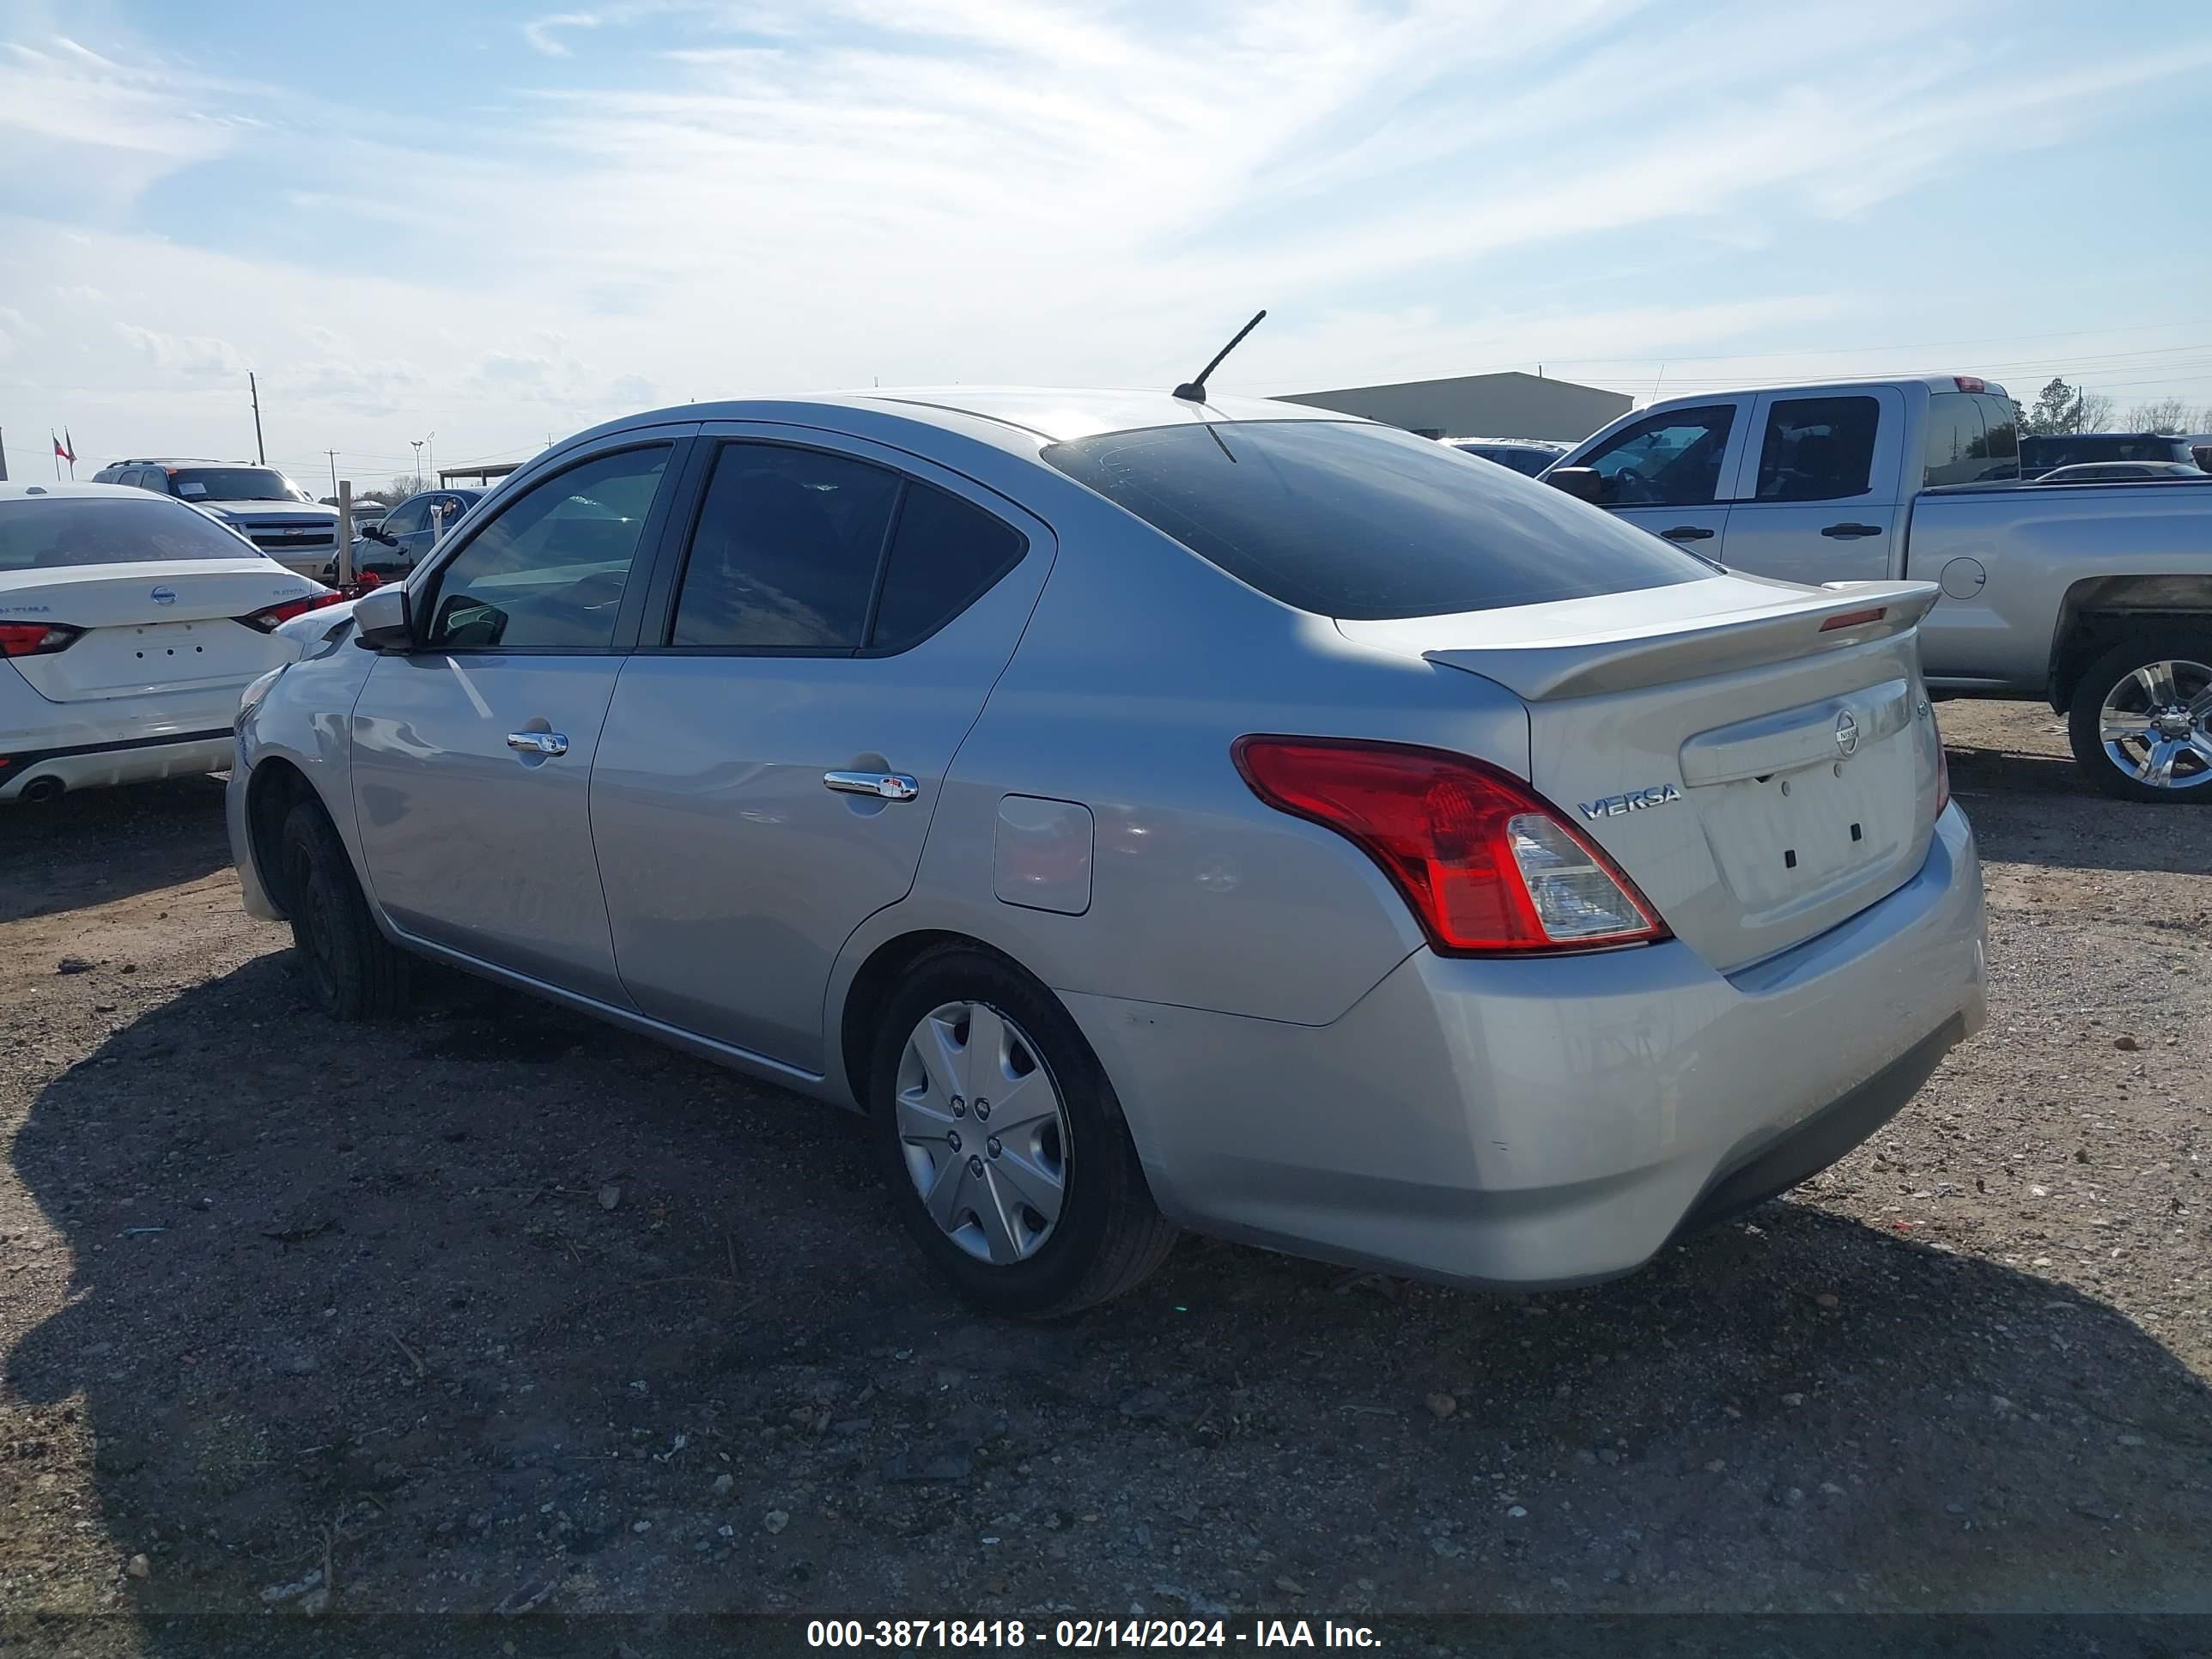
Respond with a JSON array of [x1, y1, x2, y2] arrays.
[[250, 372, 266, 463], [325, 450, 340, 496], [410, 439, 424, 487]]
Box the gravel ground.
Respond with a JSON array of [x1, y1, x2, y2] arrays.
[[1, 699, 2207, 1656]]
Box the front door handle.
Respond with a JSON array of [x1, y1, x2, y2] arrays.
[[824, 770, 919, 801], [1821, 523, 1884, 539], [1659, 525, 1716, 542], [506, 731, 570, 757]]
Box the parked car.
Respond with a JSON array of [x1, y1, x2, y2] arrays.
[[92, 459, 340, 579], [1, 483, 339, 802], [1447, 437, 1569, 477], [2034, 461, 2209, 484], [2019, 432, 2201, 480], [1547, 375, 2212, 800], [229, 388, 1985, 1315], [335, 487, 483, 580]]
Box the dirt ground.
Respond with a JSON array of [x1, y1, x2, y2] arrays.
[[1, 699, 2208, 1656]]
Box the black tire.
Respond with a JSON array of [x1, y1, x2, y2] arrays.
[[867, 945, 1177, 1317], [2066, 627, 2212, 804], [280, 798, 410, 1018]]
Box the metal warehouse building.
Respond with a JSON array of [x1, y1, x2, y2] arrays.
[[1278, 370, 1632, 443]]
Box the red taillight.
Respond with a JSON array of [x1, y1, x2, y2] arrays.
[[237, 591, 348, 632], [0, 622, 82, 658], [1819, 606, 1887, 633], [1232, 736, 1668, 955], [1954, 376, 1986, 393]]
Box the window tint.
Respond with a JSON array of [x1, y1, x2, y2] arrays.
[[1976, 396, 2020, 477], [868, 483, 1027, 652], [1923, 392, 1991, 489], [670, 444, 901, 649], [1042, 420, 1714, 621], [1578, 406, 1737, 507], [425, 447, 669, 649], [1755, 396, 1879, 501], [0, 496, 263, 570]]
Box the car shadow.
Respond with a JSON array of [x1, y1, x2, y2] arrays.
[[7, 960, 2211, 1652], [1947, 742, 2212, 876], [0, 775, 234, 925]]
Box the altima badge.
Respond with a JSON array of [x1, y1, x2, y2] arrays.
[[1578, 783, 1682, 820]]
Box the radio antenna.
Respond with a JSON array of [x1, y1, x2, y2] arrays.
[[1172, 309, 1267, 404]]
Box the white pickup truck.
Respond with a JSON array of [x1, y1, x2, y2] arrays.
[[1549, 374, 2212, 802]]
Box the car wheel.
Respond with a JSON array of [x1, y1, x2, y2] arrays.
[[869, 945, 1177, 1317], [279, 798, 410, 1018], [2067, 629, 2212, 803]]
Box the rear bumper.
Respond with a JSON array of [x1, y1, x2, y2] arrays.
[[0, 728, 234, 799], [1064, 805, 1987, 1290]]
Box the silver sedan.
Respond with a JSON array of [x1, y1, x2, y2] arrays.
[[228, 388, 1986, 1315]]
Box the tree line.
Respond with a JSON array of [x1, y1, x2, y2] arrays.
[[2022, 378, 2208, 437]]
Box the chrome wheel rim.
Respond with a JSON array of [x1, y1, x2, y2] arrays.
[[2097, 658, 2212, 791], [895, 1000, 1071, 1265]]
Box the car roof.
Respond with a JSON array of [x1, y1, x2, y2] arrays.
[[1650, 373, 2012, 404], [0, 481, 190, 502], [588, 386, 1361, 449], [1449, 437, 1567, 448]]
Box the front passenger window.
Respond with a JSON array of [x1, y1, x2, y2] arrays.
[[426, 447, 669, 649]]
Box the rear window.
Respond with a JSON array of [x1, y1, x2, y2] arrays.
[[1042, 420, 1714, 620], [0, 496, 264, 570]]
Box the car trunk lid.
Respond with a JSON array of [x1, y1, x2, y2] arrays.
[[1339, 575, 1946, 972], [2, 560, 321, 702]]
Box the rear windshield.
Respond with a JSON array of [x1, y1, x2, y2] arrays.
[[1042, 420, 1714, 619], [166, 467, 314, 502], [0, 496, 265, 571]]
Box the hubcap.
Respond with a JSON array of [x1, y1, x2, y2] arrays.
[[895, 1000, 1071, 1266], [2097, 658, 2212, 791]]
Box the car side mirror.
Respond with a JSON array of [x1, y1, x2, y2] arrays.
[[358, 523, 397, 546], [352, 581, 416, 651], [1546, 466, 1604, 504]]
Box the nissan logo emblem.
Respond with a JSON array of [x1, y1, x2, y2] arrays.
[[149, 586, 178, 605], [1834, 709, 1861, 757]]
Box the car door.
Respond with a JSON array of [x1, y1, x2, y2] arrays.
[[592, 427, 1054, 1072], [349, 435, 692, 1002], [1718, 387, 1904, 586], [1571, 400, 1747, 557]]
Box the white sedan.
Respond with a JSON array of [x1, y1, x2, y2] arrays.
[[1, 482, 343, 802]]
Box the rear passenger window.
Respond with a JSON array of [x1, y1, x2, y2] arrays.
[[1754, 396, 1879, 501], [670, 444, 902, 649], [867, 484, 1027, 653]]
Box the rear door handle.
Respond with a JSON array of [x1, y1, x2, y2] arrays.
[[506, 731, 570, 757], [824, 770, 919, 801], [1659, 526, 1715, 542], [1821, 523, 1884, 539]]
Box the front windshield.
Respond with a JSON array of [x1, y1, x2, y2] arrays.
[[167, 467, 314, 504]]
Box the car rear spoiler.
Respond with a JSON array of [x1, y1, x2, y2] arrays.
[[1411, 581, 1941, 702]]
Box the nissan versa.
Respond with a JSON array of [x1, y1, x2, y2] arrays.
[[228, 388, 1988, 1316]]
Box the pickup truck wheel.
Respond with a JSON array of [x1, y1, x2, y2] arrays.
[[869, 946, 1178, 1317], [280, 799, 411, 1018], [2067, 630, 2212, 802]]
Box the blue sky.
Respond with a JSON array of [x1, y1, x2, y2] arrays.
[[3, 0, 2209, 492]]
